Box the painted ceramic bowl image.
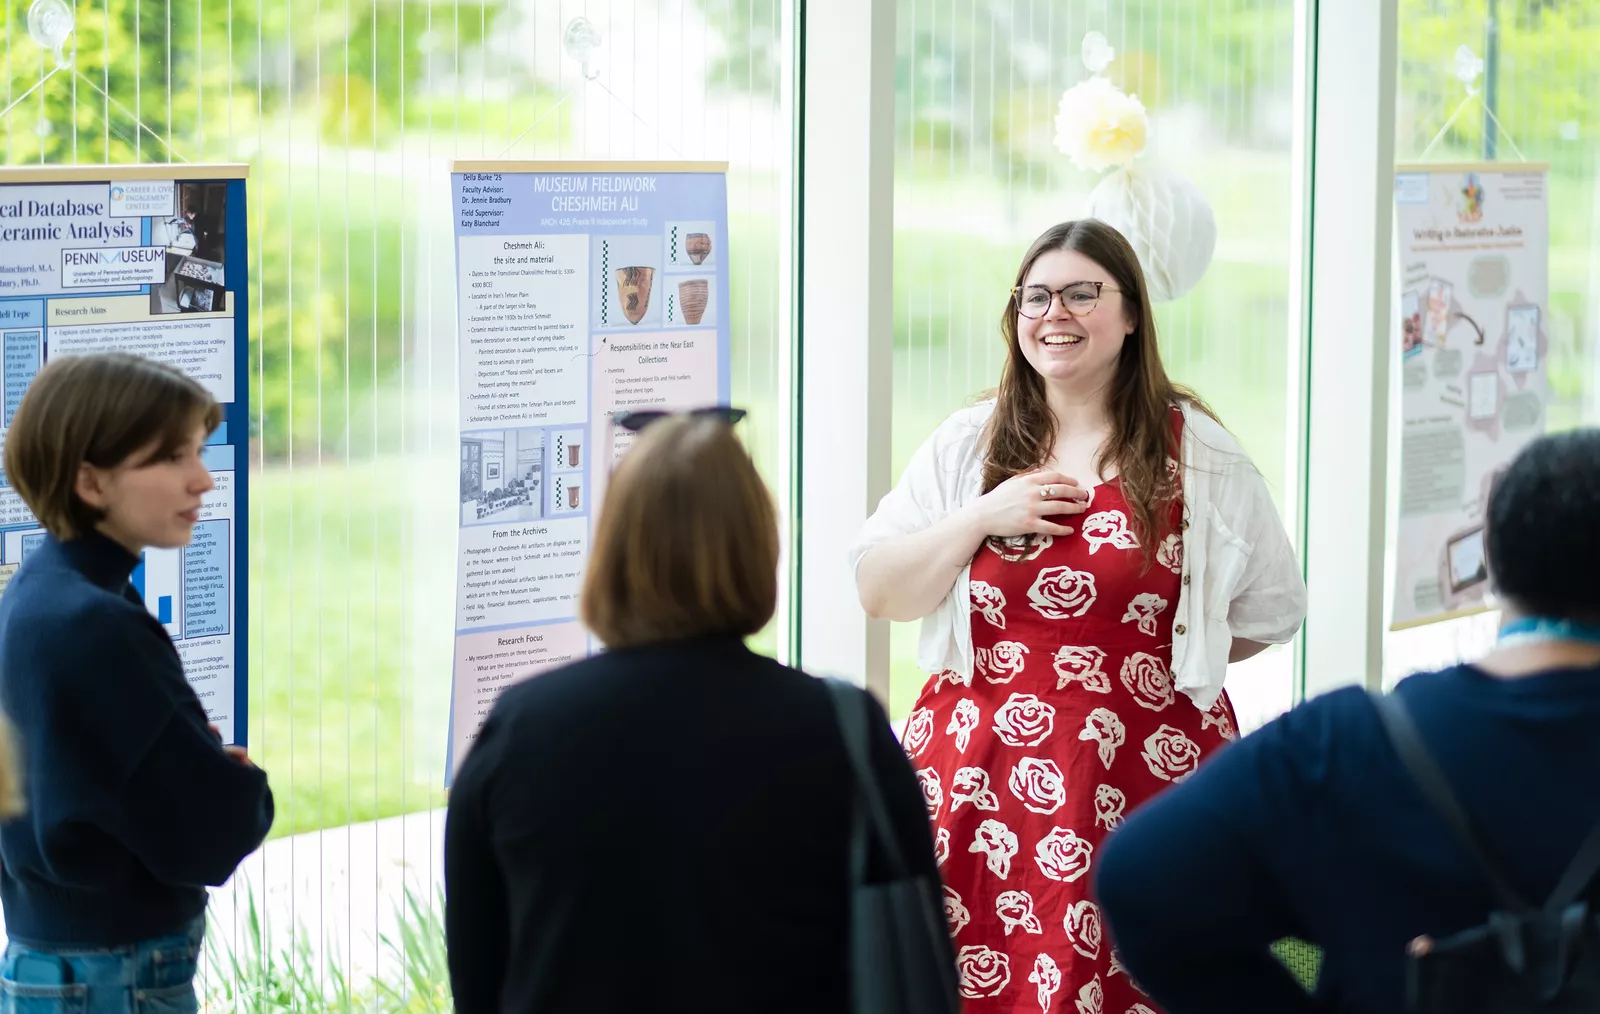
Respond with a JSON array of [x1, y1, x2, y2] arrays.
[[678, 279, 709, 325], [614, 266, 654, 325], [686, 233, 712, 265]]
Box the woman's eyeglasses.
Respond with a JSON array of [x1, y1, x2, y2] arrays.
[[1013, 281, 1120, 319], [612, 406, 748, 432]]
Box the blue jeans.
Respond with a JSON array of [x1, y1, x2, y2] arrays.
[[0, 917, 203, 1014]]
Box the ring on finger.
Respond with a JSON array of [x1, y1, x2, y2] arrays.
[[1041, 485, 1053, 499]]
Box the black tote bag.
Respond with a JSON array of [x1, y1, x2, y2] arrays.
[[823, 677, 961, 1014]]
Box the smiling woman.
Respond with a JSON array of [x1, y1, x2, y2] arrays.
[[851, 217, 1306, 1008]]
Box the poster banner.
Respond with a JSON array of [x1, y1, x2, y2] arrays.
[[1391, 162, 1549, 629], [0, 165, 250, 742], [446, 160, 731, 773]]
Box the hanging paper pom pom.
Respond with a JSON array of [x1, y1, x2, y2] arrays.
[[1053, 76, 1148, 174], [1086, 163, 1217, 303]]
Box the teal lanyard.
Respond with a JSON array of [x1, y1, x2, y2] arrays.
[[1497, 617, 1600, 650]]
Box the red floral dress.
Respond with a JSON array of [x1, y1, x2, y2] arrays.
[[900, 420, 1238, 1014]]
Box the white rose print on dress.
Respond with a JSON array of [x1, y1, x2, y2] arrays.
[[1028, 565, 1098, 619], [1035, 827, 1094, 883], [1119, 652, 1175, 711], [1075, 975, 1104, 1014], [987, 533, 1054, 562], [916, 768, 943, 818], [934, 828, 950, 866], [1093, 784, 1127, 830], [995, 890, 1045, 936], [1079, 708, 1127, 769], [943, 884, 971, 937], [969, 819, 1020, 880], [1202, 696, 1238, 741], [1008, 757, 1067, 815], [951, 767, 1002, 812], [1063, 900, 1104, 959], [1156, 532, 1183, 574], [947, 699, 981, 753], [1081, 510, 1140, 554], [1053, 645, 1111, 693], [933, 669, 971, 693], [1129, 1005, 1158, 1014], [1030, 953, 1062, 1013], [1120, 592, 1168, 637], [972, 581, 1009, 629], [957, 945, 1012, 1000], [1165, 455, 1181, 481], [993, 693, 1056, 747], [978, 641, 1029, 683], [1141, 725, 1203, 782], [902, 708, 936, 758]]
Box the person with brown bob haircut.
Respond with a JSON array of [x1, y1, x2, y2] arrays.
[[852, 219, 1307, 1009], [444, 409, 950, 1014], [0, 352, 274, 1012]]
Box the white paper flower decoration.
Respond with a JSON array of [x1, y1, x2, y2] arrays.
[[1053, 77, 1148, 174], [1086, 163, 1217, 303]]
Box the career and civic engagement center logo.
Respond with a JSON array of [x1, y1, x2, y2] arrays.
[[1458, 173, 1486, 223]]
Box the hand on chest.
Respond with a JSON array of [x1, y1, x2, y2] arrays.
[[970, 479, 1184, 652]]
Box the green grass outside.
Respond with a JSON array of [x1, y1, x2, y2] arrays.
[[249, 456, 448, 839]]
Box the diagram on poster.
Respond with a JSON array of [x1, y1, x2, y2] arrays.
[[448, 161, 730, 775], [0, 167, 251, 742], [1391, 164, 1549, 628]]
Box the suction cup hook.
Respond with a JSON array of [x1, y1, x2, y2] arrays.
[[28, 0, 75, 70], [1080, 31, 1115, 75], [563, 17, 604, 80], [1454, 44, 1484, 96]]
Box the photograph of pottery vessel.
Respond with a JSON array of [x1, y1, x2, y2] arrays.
[[686, 233, 712, 265], [678, 279, 710, 325], [614, 266, 655, 325]]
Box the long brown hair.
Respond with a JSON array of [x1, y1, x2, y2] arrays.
[[982, 219, 1214, 562]]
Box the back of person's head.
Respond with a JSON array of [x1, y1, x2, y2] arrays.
[[5, 352, 220, 541], [1487, 427, 1600, 624], [580, 415, 778, 649]]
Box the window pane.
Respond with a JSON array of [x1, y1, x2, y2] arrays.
[[891, 0, 1302, 730], [1, 0, 789, 996], [1385, 1, 1593, 684]]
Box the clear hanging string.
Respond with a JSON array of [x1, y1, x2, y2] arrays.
[[1418, 44, 1528, 162]]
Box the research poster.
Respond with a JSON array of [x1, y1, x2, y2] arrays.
[[447, 160, 730, 772], [0, 165, 250, 742], [1391, 163, 1549, 628]]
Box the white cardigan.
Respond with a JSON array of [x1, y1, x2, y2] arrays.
[[849, 400, 1307, 711]]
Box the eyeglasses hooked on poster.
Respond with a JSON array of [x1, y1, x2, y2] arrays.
[[1391, 163, 1550, 629], [0, 165, 251, 744], [444, 161, 732, 780]]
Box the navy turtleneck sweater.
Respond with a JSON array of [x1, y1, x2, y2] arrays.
[[0, 532, 274, 945]]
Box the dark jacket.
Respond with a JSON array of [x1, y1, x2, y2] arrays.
[[0, 533, 274, 945], [445, 636, 946, 1013], [1096, 664, 1600, 1013]]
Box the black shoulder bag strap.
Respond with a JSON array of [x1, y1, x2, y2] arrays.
[[1368, 690, 1533, 915], [1371, 690, 1600, 918], [1545, 824, 1600, 915], [825, 677, 912, 882]]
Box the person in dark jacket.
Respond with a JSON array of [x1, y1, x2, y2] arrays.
[[1094, 427, 1600, 1013], [0, 352, 274, 1012], [445, 408, 951, 1013]]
